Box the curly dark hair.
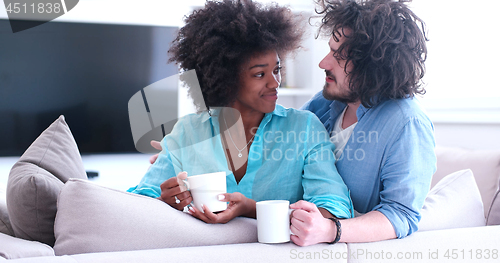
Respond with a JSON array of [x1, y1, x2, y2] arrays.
[[315, 0, 428, 108], [168, 0, 303, 110]]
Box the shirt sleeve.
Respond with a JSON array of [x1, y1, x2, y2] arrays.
[[126, 138, 178, 198], [127, 117, 187, 198], [373, 117, 436, 238], [301, 114, 354, 219]]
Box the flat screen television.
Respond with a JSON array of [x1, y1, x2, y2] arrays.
[[0, 19, 179, 156]]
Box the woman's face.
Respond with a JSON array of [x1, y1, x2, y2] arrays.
[[233, 50, 281, 114]]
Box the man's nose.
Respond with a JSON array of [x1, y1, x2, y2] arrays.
[[319, 53, 332, 70]]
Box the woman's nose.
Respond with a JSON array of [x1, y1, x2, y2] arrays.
[[268, 73, 280, 88]]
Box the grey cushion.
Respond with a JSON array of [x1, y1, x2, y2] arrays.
[[487, 189, 500, 225], [54, 179, 258, 255], [0, 184, 13, 236], [6, 115, 87, 246]]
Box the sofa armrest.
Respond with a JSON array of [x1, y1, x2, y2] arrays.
[[68, 242, 347, 263], [5, 242, 347, 263], [348, 225, 500, 262], [0, 232, 54, 260]]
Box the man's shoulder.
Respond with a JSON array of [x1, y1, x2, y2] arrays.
[[372, 97, 430, 123], [301, 91, 331, 111]]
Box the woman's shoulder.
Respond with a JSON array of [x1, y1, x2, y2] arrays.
[[274, 105, 326, 132], [276, 104, 320, 122], [169, 111, 212, 137], [175, 111, 211, 125]]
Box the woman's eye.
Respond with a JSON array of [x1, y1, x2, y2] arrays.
[[273, 66, 282, 74], [255, 73, 264, 78]]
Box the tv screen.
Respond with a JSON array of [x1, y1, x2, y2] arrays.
[[0, 19, 179, 156]]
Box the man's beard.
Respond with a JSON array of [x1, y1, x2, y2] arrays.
[[322, 82, 358, 104]]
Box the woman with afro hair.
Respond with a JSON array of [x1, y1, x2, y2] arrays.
[[129, 0, 353, 241]]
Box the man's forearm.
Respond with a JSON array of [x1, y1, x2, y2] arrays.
[[337, 210, 397, 243], [318, 208, 333, 218]]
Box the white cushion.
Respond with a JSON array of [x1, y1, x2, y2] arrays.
[[53, 179, 258, 255], [433, 146, 500, 221], [419, 169, 485, 231]]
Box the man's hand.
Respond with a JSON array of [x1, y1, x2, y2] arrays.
[[188, 192, 256, 224], [289, 200, 337, 246], [158, 171, 192, 211], [149, 140, 161, 164]]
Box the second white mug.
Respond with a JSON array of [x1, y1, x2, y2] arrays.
[[256, 200, 293, 243]]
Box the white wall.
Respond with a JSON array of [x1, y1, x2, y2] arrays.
[[434, 124, 500, 150]]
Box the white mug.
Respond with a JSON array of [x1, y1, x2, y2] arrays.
[[184, 172, 227, 213], [256, 200, 293, 243]]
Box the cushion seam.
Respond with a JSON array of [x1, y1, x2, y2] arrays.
[[486, 187, 500, 225], [0, 216, 14, 236], [37, 118, 61, 167], [33, 118, 60, 239]]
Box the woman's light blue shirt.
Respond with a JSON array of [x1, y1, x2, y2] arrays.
[[128, 105, 353, 219]]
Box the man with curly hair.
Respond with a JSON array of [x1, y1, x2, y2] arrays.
[[290, 0, 437, 245]]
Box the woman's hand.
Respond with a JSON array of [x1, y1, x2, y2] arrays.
[[158, 171, 192, 211], [188, 192, 256, 224]]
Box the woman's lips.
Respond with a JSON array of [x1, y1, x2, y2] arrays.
[[262, 92, 278, 101]]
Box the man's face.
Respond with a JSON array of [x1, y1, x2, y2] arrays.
[[319, 34, 356, 103]]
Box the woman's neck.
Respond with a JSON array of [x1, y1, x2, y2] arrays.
[[225, 105, 264, 134]]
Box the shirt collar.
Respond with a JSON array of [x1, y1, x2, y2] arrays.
[[329, 101, 370, 124], [200, 105, 287, 124]]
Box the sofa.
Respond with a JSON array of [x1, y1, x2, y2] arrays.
[[1, 116, 499, 262]]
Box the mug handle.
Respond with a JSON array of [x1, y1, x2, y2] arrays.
[[176, 172, 189, 192], [182, 180, 190, 191], [289, 208, 296, 236]]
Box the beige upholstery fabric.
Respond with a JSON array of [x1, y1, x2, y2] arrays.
[[433, 146, 500, 222], [6, 116, 87, 246], [420, 169, 485, 231], [0, 232, 54, 259], [54, 179, 258, 255]]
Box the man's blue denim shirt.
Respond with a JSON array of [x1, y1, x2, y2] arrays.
[[302, 91, 437, 238]]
